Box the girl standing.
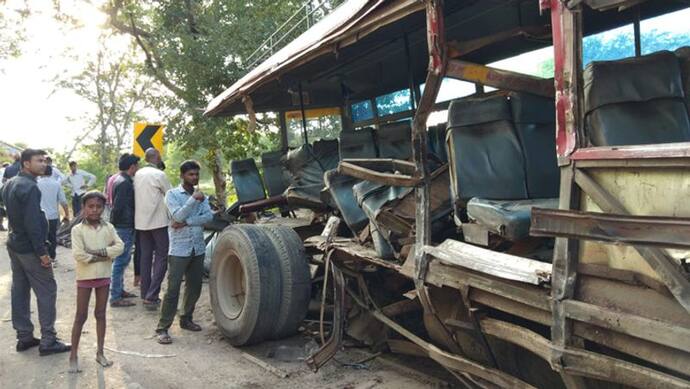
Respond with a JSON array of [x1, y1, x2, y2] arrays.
[[69, 191, 124, 373]]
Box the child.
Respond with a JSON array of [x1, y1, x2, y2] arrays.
[[69, 191, 124, 373]]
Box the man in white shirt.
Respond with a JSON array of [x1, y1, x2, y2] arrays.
[[37, 166, 69, 261], [134, 148, 172, 308], [64, 161, 96, 217]]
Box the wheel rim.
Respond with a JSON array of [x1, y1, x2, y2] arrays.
[[216, 249, 246, 320]]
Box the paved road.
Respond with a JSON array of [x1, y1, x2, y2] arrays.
[[0, 231, 436, 389]]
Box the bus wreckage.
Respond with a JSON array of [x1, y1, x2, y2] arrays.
[[203, 0, 690, 387]]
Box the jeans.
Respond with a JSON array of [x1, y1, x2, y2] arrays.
[[71, 194, 82, 217], [138, 227, 169, 301], [47, 219, 58, 259], [157, 254, 204, 332], [8, 248, 58, 346], [110, 227, 135, 302]]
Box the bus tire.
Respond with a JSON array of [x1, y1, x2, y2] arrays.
[[262, 225, 311, 339], [209, 225, 282, 346]]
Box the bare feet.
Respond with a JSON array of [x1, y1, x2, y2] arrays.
[[68, 357, 82, 374], [133, 276, 141, 287], [96, 352, 113, 368]]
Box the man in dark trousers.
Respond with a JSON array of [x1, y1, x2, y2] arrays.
[[109, 154, 140, 307], [2, 149, 71, 355], [155, 161, 213, 344]]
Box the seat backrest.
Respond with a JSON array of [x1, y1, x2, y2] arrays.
[[447, 94, 528, 201], [584, 50, 690, 146], [261, 151, 289, 197], [285, 139, 340, 188], [230, 158, 266, 203], [676, 46, 690, 119], [339, 128, 377, 159], [509, 93, 559, 198], [377, 121, 412, 160]]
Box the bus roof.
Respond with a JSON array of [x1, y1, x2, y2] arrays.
[[204, 0, 683, 118]]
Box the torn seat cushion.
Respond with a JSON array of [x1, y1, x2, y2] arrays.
[[584, 50, 690, 146], [467, 198, 559, 241], [324, 169, 369, 233], [283, 139, 340, 209]]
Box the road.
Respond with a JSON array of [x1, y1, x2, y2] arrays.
[[0, 231, 441, 389]]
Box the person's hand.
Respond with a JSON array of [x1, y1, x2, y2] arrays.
[[172, 221, 187, 229], [40, 255, 52, 268], [80, 184, 88, 190], [62, 217, 70, 224], [192, 188, 205, 201]]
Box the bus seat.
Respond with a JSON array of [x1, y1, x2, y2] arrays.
[[339, 128, 377, 159], [231, 158, 266, 203], [584, 50, 690, 146], [676, 46, 690, 118], [446, 92, 559, 242], [284, 139, 339, 209], [377, 121, 412, 160], [261, 151, 289, 197], [324, 170, 369, 234]]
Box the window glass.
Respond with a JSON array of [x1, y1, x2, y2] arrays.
[[375, 89, 412, 116], [285, 108, 342, 147], [488, 46, 554, 78], [583, 24, 635, 66], [351, 100, 374, 123], [640, 7, 690, 55], [421, 78, 476, 103]]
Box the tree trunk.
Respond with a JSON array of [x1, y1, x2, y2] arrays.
[[210, 148, 227, 209]]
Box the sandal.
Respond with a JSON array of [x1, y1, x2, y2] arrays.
[[96, 353, 113, 367], [157, 331, 172, 345], [121, 291, 138, 298], [111, 299, 135, 308]]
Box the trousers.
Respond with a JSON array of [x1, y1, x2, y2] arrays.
[[156, 254, 204, 331], [138, 227, 169, 301], [110, 227, 135, 301]]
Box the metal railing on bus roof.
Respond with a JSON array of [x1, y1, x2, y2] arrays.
[[243, 0, 335, 70]]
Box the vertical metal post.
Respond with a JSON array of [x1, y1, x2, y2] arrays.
[[278, 110, 289, 150], [370, 98, 380, 128], [404, 33, 417, 112], [634, 6, 642, 57], [298, 82, 309, 145], [550, 1, 586, 387], [305, 1, 311, 28]]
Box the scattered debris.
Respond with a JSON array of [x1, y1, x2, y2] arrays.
[[241, 351, 289, 378], [104, 346, 176, 358]]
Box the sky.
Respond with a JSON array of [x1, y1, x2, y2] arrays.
[[0, 3, 689, 151], [0, 0, 115, 152]]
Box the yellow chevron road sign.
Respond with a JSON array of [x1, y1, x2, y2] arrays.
[[133, 122, 165, 157]]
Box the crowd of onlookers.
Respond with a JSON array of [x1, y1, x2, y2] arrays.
[[1, 147, 213, 373]]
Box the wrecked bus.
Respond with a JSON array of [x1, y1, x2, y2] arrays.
[[203, 0, 690, 387]]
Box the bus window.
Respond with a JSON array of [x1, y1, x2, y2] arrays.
[[351, 100, 374, 123], [641, 7, 690, 54], [583, 24, 634, 66], [421, 78, 476, 103], [375, 89, 412, 116], [285, 108, 342, 147], [488, 46, 554, 78]]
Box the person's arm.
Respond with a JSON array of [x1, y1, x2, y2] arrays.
[[54, 168, 65, 184], [23, 186, 48, 258], [104, 224, 124, 258], [83, 170, 97, 187], [71, 226, 97, 263], [185, 197, 214, 226], [58, 187, 69, 220], [166, 190, 198, 224]]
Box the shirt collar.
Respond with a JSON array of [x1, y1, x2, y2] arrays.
[[18, 171, 37, 181]]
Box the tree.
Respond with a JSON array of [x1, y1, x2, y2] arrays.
[[102, 0, 344, 207]]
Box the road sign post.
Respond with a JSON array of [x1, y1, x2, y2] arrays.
[[133, 122, 165, 157]]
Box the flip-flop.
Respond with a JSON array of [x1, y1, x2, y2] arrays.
[[121, 291, 138, 298], [111, 299, 135, 308], [96, 354, 113, 368]]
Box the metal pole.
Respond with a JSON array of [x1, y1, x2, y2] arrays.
[[298, 82, 309, 145], [403, 33, 417, 112], [633, 6, 641, 57]]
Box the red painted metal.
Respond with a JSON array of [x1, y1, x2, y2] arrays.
[[550, 0, 577, 158], [571, 142, 690, 160]]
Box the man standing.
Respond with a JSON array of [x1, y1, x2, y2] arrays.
[[37, 166, 69, 263], [64, 161, 96, 217], [109, 154, 140, 307], [156, 160, 213, 344], [134, 148, 172, 309], [2, 149, 71, 355]]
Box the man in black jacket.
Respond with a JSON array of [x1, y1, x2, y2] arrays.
[[109, 153, 140, 307], [2, 149, 71, 355]]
